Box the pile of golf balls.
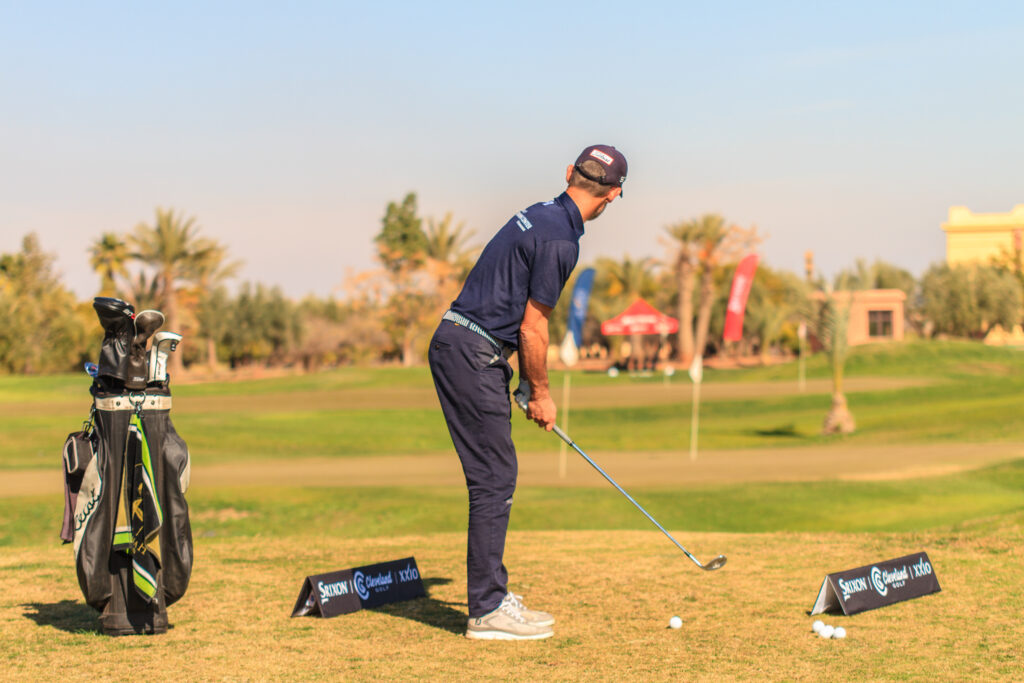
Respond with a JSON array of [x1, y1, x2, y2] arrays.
[[812, 620, 846, 639]]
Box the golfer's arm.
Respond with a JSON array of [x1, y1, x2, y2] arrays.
[[519, 298, 552, 400]]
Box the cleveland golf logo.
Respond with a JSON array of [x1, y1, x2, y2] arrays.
[[872, 565, 911, 596], [354, 571, 369, 600], [870, 566, 887, 596]]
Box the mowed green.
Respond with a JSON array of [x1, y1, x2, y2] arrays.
[[1, 341, 1023, 680], [2, 341, 1023, 469]]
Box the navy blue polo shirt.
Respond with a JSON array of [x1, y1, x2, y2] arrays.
[[451, 192, 584, 347]]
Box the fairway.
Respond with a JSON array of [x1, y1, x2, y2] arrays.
[[4, 442, 1023, 498], [2, 342, 1023, 680]]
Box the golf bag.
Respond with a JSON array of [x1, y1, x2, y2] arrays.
[[62, 298, 193, 636]]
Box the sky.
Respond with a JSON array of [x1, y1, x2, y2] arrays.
[[2, 1, 1022, 300]]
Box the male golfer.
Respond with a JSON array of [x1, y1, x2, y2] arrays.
[[429, 145, 627, 640]]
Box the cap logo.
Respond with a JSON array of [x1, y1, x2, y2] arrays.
[[589, 149, 614, 165]]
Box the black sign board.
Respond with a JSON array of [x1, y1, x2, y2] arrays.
[[810, 551, 941, 616], [291, 556, 425, 618]]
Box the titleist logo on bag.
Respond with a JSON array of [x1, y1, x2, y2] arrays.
[[291, 557, 425, 618], [810, 551, 941, 616]]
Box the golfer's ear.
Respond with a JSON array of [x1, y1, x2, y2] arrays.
[[565, 165, 574, 183]]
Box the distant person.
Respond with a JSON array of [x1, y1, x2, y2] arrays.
[[428, 145, 627, 640]]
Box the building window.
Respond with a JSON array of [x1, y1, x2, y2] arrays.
[[868, 310, 893, 338]]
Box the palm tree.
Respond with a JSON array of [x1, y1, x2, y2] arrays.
[[663, 218, 703, 363], [89, 232, 129, 297], [817, 289, 855, 434], [123, 270, 163, 312], [423, 213, 477, 306], [187, 240, 242, 369], [424, 213, 476, 278], [692, 215, 731, 361], [130, 208, 217, 375]]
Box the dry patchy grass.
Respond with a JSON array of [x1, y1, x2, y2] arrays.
[[2, 523, 1022, 681]]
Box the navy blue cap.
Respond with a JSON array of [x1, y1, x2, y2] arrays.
[[574, 144, 627, 194]]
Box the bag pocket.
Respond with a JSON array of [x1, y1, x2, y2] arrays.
[[63, 431, 96, 476]]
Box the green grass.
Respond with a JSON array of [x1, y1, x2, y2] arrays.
[[9, 458, 1023, 547], [2, 341, 1023, 468], [3, 341, 1023, 679]]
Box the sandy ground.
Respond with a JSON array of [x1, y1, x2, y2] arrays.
[[4, 526, 1022, 680], [9, 441, 1022, 498]]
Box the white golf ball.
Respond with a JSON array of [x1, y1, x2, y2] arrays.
[[669, 616, 682, 629], [819, 625, 835, 639], [833, 626, 846, 639], [812, 619, 825, 633]]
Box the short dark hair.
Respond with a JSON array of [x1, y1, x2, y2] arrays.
[[569, 159, 616, 198]]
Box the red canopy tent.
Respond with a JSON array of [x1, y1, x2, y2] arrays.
[[600, 298, 679, 336]]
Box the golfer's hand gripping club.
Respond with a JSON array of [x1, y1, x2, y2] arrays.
[[513, 379, 727, 572]]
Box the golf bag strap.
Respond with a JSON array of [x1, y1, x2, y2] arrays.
[[94, 395, 172, 412]]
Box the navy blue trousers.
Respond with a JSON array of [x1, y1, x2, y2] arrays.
[[428, 320, 516, 618]]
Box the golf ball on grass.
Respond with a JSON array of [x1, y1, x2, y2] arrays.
[[833, 626, 846, 639], [669, 616, 682, 629], [812, 620, 825, 634], [819, 625, 835, 639]]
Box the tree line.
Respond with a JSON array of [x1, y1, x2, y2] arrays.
[[1, 198, 1022, 377]]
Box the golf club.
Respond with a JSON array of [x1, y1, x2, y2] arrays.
[[149, 331, 183, 384], [513, 379, 727, 572]]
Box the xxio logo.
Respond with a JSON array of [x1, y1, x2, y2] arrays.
[[870, 566, 887, 596]]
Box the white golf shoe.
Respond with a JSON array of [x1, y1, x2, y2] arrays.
[[505, 592, 555, 627], [465, 594, 554, 640]]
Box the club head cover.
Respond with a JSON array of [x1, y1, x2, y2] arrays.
[[149, 331, 183, 384], [92, 297, 136, 384], [125, 309, 165, 390]]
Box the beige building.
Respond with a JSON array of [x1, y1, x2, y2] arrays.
[[941, 205, 1024, 265], [813, 289, 907, 346]]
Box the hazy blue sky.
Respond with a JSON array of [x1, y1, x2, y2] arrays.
[[2, 1, 1022, 299]]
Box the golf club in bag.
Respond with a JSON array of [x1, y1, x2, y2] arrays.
[[513, 379, 726, 572], [61, 298, 194, 635]]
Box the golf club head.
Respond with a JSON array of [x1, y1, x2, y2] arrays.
[[702, 555, 728, 571]]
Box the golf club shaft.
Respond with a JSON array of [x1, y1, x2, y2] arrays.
[[549, 424, 708, 568]]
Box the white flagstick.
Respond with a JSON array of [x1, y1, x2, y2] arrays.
[[798, 322, 808, 392], [689, 355, 704, 461], [559, 373, 570, 479]]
